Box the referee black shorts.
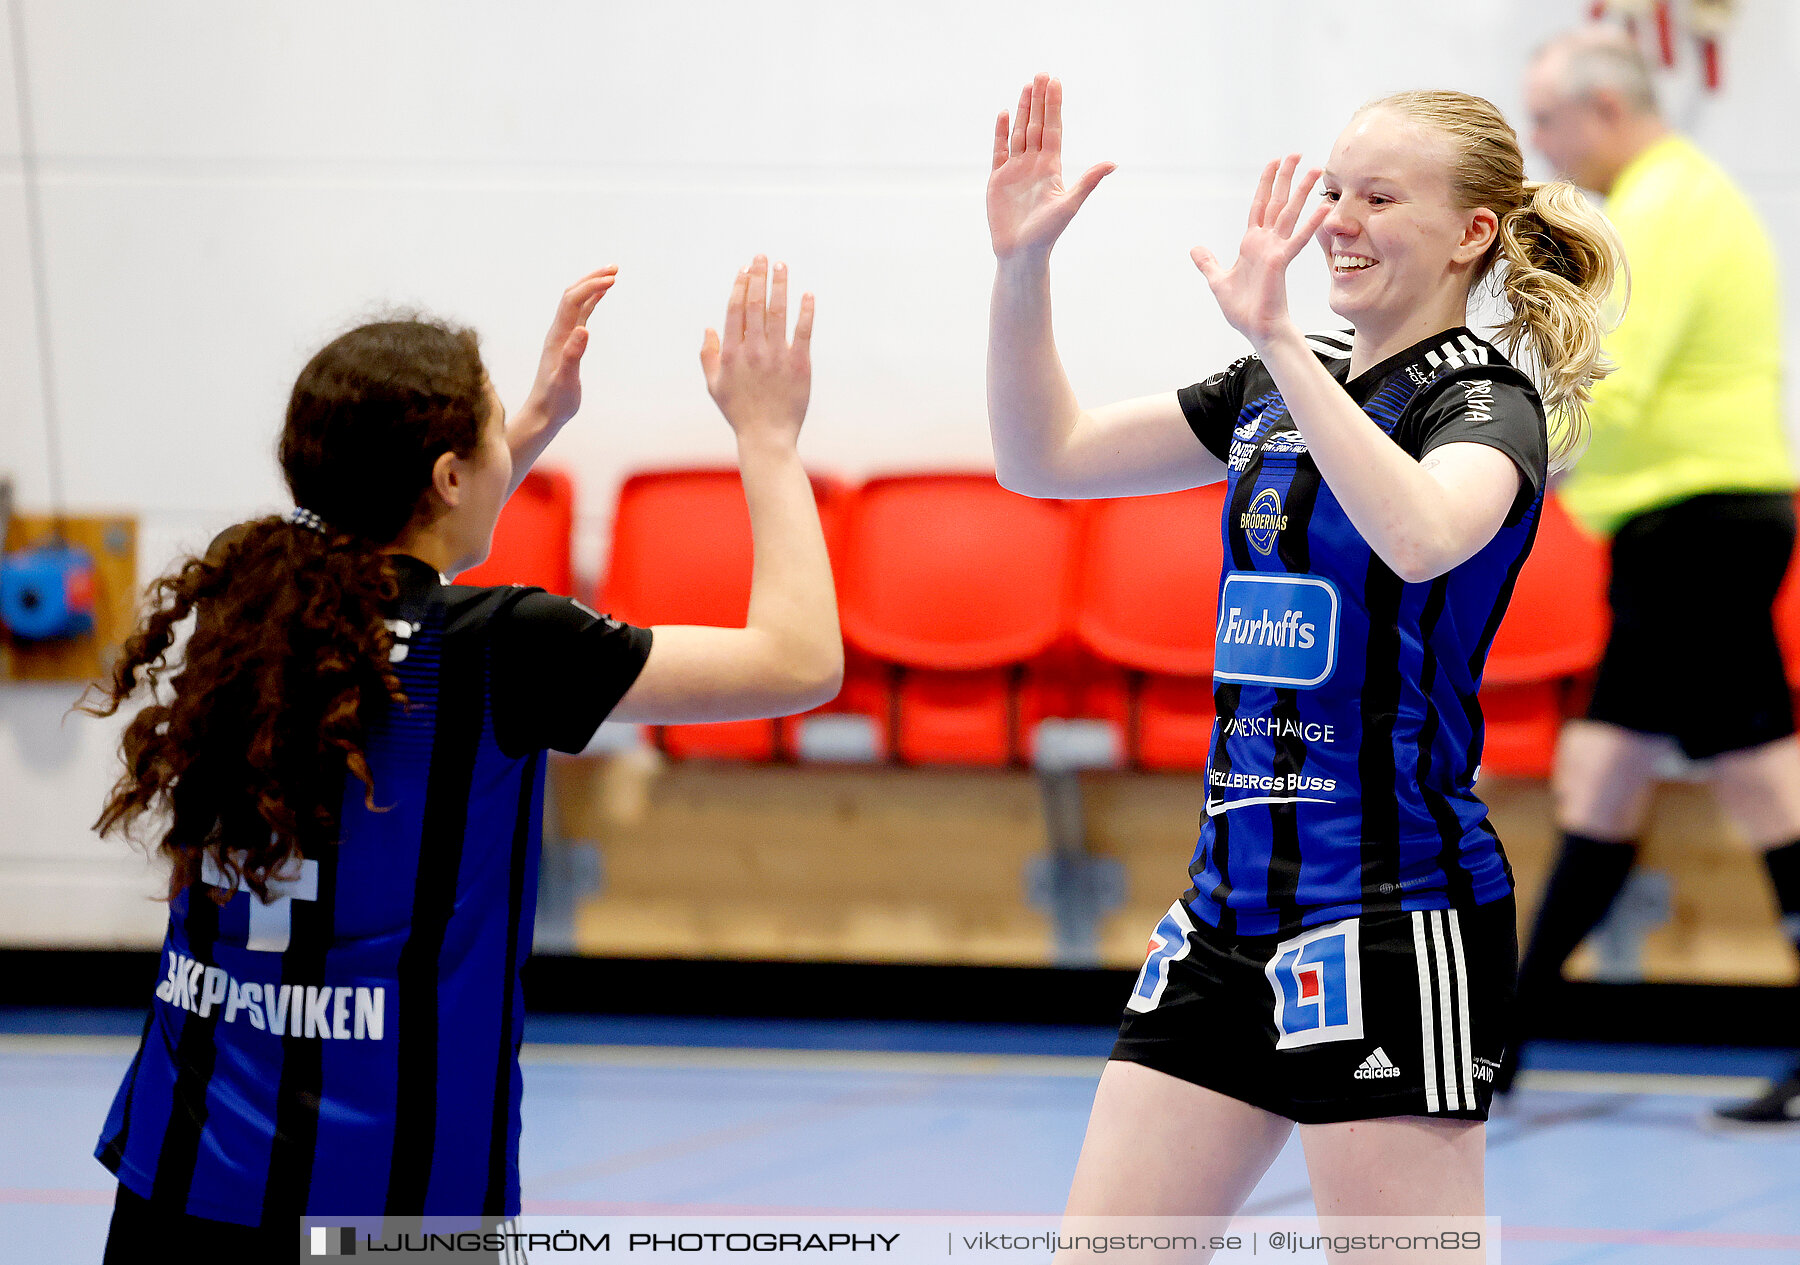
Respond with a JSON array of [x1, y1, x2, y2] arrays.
[[1586, 491, 1796, 759], [1111, 896, 1516, 1124]]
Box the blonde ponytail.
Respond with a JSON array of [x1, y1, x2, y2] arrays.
[[1362, 90, 1631, 470], [1494, 181, 1626, 467]]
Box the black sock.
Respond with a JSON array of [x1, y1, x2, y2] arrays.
[[1763, 838, 1800, 944], [1497, 834, 1641, 1093], [1763, 838, 1800, 1081], [1517, 833, 1641, 998]]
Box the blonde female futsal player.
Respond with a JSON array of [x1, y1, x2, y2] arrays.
[[987, 75, 1622, 1226]]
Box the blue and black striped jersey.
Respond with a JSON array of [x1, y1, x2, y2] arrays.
[[97, 555, 652, 1226], [1176, 327, 1547, 937]]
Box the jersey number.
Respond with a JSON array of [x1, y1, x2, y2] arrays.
[[200, 853, 319, 953], [1125, 902, 1197, 1014]]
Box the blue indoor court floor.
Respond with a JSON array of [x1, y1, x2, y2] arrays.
[[3, 1012, 1798, 1263]]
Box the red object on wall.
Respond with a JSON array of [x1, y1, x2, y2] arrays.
[[1701, 38, 1721, 90]]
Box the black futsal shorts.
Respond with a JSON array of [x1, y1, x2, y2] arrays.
[[1586, 491, 1796, 758], [1111, 896, 1517, 1124]]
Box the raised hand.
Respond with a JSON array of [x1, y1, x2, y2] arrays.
[[524, 266, 619, 428], [1190, 155, 1332, 346], [988, 73, 1116, 265], [701, 256, 815, 448]]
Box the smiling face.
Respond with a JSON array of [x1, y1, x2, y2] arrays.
[[1316, 108, 1495, 344]]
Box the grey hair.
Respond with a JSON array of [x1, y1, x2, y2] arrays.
[[1535, 26, 1661, 117]]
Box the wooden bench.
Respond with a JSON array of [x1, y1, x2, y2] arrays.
[[550, 758, 1796, 983]]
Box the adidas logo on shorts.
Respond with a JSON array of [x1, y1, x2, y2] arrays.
[[1354, 1047, 1402, 1080]]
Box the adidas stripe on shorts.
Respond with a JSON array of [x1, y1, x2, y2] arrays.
[[1110, 896, 1517, 1123]]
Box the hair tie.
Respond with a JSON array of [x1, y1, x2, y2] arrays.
[[289, 507, 329, 534]]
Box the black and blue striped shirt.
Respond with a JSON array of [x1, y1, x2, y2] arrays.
[[1176, 327, 1547, 937], [97, 555, 651, 1226]]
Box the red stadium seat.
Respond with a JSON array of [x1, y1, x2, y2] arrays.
[[1478, 493, 1610, 778], [1075, 486, 1227, 677], [599, 467, 847, 760], [1479, 683, 1563, 779], [603, 469, 756, 627], [1072, 486, 1228, 769], [1775, 493, 1800, 688], [838, 473, 1077, 765], [1483, 493, 1609, 686], [1135, 676, 1219, 771], [457, 468, 576, 594]]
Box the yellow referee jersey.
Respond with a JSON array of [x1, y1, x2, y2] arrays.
[[1560, 134, 1794, 538]]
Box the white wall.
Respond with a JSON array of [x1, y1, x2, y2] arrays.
[[3, 0, 1798, 945]]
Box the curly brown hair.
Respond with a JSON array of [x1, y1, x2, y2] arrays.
[[84, 317, 491, 903]]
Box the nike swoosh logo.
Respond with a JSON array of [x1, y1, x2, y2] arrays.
[[1205, 795, 1334, 817]]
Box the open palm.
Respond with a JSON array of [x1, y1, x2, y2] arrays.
[[527, 266, 618, 428], [1190, 155, 1332, 345], [701, 256, 814, 448], [987, 74, 1115, 263]]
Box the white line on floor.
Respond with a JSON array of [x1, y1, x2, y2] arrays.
[[0, 1034, 1776, 1097]]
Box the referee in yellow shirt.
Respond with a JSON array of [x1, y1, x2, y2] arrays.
[[1509, 27, 1800, 1126]]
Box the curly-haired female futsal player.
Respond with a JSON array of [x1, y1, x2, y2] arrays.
[[87, 256, 837, 1261], [987, 75, 1623, 1228]]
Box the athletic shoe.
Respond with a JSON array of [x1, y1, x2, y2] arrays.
[[1708, 1071, 1800, 1129]]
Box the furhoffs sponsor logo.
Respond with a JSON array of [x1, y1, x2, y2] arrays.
[[1213, 573, 1340, 689]]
